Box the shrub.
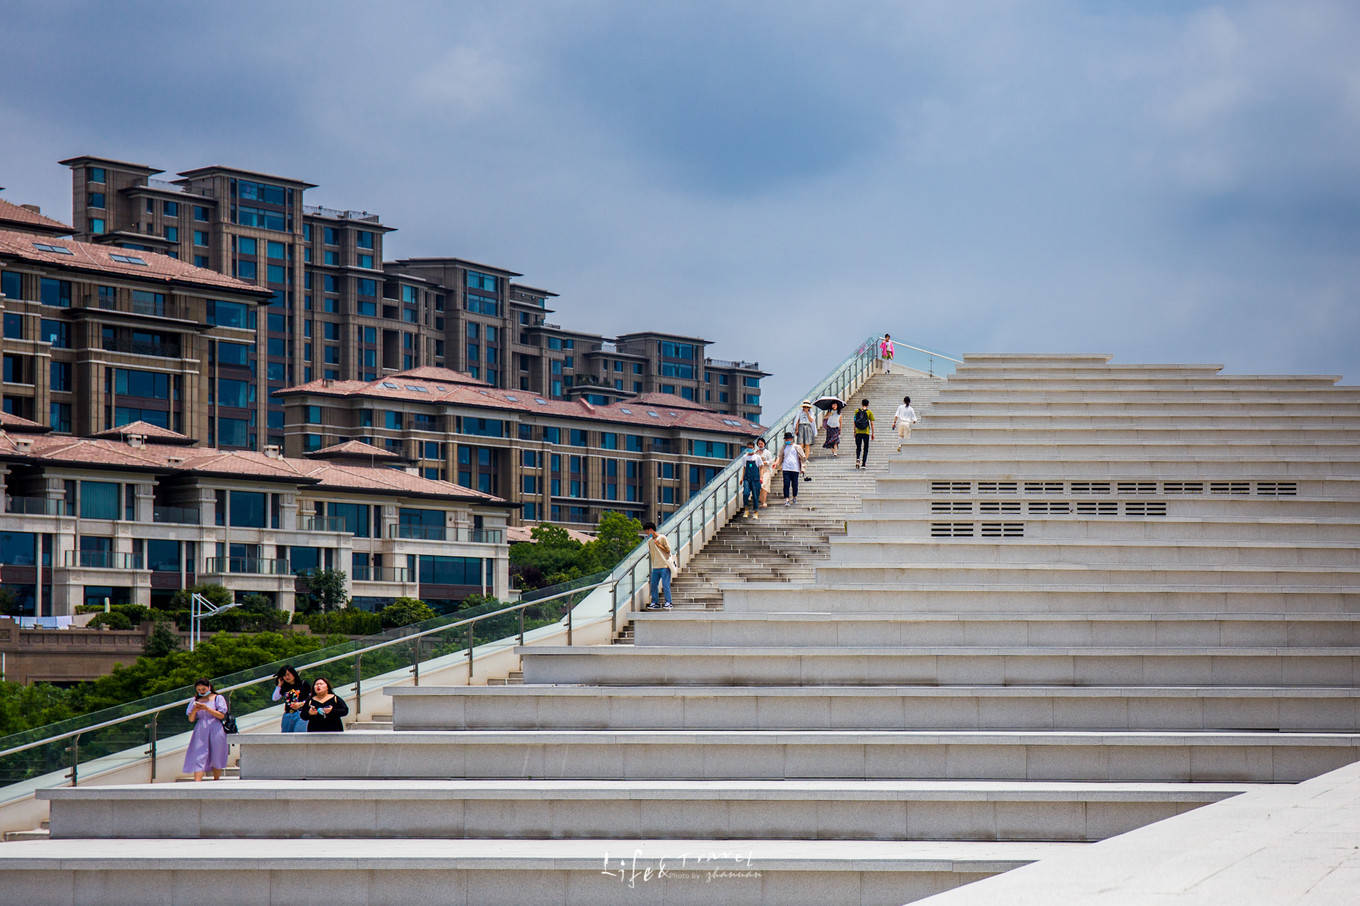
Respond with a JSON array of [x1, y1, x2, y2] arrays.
[[301, 608, 382, 636], [143, 620, 182, 657], [87, 611, 133, 630], [380, 597, 436, 629]]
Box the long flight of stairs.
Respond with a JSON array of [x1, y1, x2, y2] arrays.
[[4, 354, 1358, 905]]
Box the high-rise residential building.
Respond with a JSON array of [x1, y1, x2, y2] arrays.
[[57, 155, 769, 446]]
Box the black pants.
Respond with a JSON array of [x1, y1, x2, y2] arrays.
[[782, 470, 800, 499], [855, 433, 870, 466]]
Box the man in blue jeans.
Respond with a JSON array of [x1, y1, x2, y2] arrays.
[[644, 521, 673, 610]]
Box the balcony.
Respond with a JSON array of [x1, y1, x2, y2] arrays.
[[298, 514, 347, 532], [153, 505, 201, 525], [387, 525, 503, 544], [64, 551, 145, 570], [4, 496, 61, 516], [203, 557, 291, 576], [101, 338, 182, 358], [351, 565, 411, 583]]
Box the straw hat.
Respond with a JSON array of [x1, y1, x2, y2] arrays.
[[801, 400, 812, 407]]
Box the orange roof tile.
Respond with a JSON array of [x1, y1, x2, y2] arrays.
[[276, 369, 764, 436], [90, 421, 195, 445], [0, 229, 269, 297], [307, 439, 402, 460], [0, 198, 72, 235], [0, 431, 507, 505], [0, 411, 51, 433]]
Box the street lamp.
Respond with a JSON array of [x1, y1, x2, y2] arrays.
[[188, 592, 241, 652]]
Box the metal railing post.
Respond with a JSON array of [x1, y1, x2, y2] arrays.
[[146, 714, 157, 783], [353, 653, 363, 713], [466, 624, 474, 681], [610, 584, 618, 636], [567, 592, 574, 646], [68, 733, 80, 787], [518, 609, 525, 647], [411, 636, 421, 686]]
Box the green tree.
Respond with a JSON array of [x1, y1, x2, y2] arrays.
[[168, 583, 232, 612], [0, 587, 20, 617], [143, 620, 182, 658], [585, 511, 643, 570], [380, 597, 436, 628], [509, 523, 601, 590], [300, 569, 348, 613]]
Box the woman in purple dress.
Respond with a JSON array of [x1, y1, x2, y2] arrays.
[[183, 678, 229, 781]]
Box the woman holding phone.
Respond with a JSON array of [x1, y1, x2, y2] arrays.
[[183, 678, 229, 781], [299, 676, 349, 732]]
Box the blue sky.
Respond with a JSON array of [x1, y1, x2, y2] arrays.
[[3, 0, 1358, 410]]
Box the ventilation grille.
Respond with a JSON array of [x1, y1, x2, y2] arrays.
[[1117, 481, 1157, 495], [1070, 481, 1111, 494], [976, 481, 1018, 494], [931, 522, 974, 537], [1076, 501, 1119, 515], [931, 501, 973, 514], [931, 481, 971, 495], [980, 522, 1025, 538], [1256, 481, 1298, 496], [979, 500, 1022, 515], [1025, 481, 1064, 495], [1124, 501, 1167, 516], [1162, 481, 1204, 495], [1210, 481, 1251, 495], [1028, 501, 1072, 514]]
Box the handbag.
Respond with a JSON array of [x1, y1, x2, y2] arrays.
[[220, 696, 238, 735]]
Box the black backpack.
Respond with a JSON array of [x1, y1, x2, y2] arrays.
[[853, 408, 870, 431]]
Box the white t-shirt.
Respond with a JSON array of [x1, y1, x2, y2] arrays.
[[780, 443, 804, 472], [894, 404, 918, 424], [825, 411, 841, 429]]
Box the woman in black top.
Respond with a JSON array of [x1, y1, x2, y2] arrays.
[[299, 676, 348, 732]]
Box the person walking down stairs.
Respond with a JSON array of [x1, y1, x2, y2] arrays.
[[741, 440, 763, 519], [794, 401, 817, 481], [780, 431, 807, 506], [644, 521, 674, 610]]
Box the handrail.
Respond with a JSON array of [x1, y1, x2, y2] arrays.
[[0, 580, 606, 762], [891, 340, 963, 365]]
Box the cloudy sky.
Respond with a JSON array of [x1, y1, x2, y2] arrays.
[[3, 0, 1358, 411]]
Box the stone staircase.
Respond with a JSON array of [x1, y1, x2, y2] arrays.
[[665, 367, 945, 610], [4, 354, 1359, 905]]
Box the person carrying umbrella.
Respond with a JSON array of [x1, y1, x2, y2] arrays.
[[815, 396, 845, 457]]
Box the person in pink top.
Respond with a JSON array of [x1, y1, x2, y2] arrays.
[[879, 334, 895, 374]]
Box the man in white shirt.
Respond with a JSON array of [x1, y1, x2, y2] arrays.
[[892, 395, 919, 452]]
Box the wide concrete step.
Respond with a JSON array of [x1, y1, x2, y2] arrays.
[[824, 539, 1360, 568], [0, 837, 1067, 906], [844, 516, 1360, 543], [719, 583, 1360, 614], [42, 779, 1247, 843], [898, 442, 1360, 460], [931, 386, 1360, 400], [916, 427, 1360, 444], [630, 611, 1360, 648], [941, 378, 1347, 391], [517, 645, 1360, 687], [880, 459, 1360, 479], [927, 401, 1360, 415], [810, 562, 1360, 587], [922, 414, 1360, 428], [235, 730, 1360, 782], [387, 685, 1360, 732]]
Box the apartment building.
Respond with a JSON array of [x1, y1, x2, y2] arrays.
[[56, 156, 768, 446], [275, 367, 764, 528], [0, 196, 273, 446], [0, 422, 511, 618]]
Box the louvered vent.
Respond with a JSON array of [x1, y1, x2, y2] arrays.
[[931, 501, 973, 514], [980, 522, 1024, 538], [931, 522, 975, 537], [1070, 481, 1111, 494], [1210, 481, 1251, 495], [1162, 482, 1204, 495], [1028, 501, 1072, 514], [979, 500, 1022, 514], [1024, 481, 1064, 494], [1076, 501, 1118, 515], [1256, 482, 1298, 497], [977, 481, 1018, 494], [931, 481, 971, 495], [1124, 502, 1168, 516], [1117, 481, 1157, 495]]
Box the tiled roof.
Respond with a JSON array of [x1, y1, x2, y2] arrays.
[[90, 421, 195, 445], [0, 431, 506, 505], [276, 369, 765, 436], [631, 392, 711, 412], [307, 440, 402, 460], [0, 198, 72, 235], [0, 411, 51, 433], [0, 229, 269, 297]]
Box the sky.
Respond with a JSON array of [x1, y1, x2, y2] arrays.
[[2, 0, 1358, 412]]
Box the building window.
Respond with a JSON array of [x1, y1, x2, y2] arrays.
[[91, 218, 106, 234], [87, 192, 106, 208], [357, 231, 374, 249], [466, 270, 498, 292], [165, 226, 179, 242], [40, 319, 69, 348], [88, 167, 106, 183], [39, 277, 71, 308], [2, 313, 21, 339], [194, 205, 210, 221], [164, 201, 179, 217]]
